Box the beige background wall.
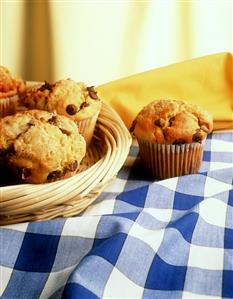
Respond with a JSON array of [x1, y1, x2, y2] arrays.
[[1, 0, 232, 85]]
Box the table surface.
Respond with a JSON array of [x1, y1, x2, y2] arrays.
[[0, 130, 233, 299]]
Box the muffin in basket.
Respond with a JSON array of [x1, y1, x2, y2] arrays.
[[130, 99, 213, 179], [0, 110, 86, 184], [19, 79, 102, 146], [0, 66, 25, 117]]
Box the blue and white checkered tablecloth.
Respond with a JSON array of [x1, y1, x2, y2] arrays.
[[0, 130, 233, 299]]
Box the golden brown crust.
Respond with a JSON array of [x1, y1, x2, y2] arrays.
[[19, 79, 102, 122], [0, 66, 25, 99], [131, 99, 213, 144], [0, 110, 86, 183]]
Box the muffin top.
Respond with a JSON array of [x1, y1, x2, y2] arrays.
[[0, 66, 25, 99], [19, 79, 102, 122], [0, 109, 86, 183], [130, 99, 213, 144]]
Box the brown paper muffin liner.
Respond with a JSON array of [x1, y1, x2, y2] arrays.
[[0, 95, 18, 118], [77, 111, 100, 146], [137, 139, 204, 179]]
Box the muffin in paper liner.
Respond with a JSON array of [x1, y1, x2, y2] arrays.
[[137, 139, 204, 179], [130, 99, 213, 179], [19, 80, 102, 146], [77, 110, 100, 146], [0, 110, 86, 184], [0, 66, 25, 118], [0, 95, 18, 118]]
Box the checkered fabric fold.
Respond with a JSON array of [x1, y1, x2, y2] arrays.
[[0, 131, 233, 299]]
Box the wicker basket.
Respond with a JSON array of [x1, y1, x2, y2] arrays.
[[0, 103, 132, 225]]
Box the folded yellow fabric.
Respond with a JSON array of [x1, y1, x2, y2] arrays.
[[97, 52, 233, 131]]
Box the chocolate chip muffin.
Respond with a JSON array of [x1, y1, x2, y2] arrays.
[[19, 79, 102, 146], [0, 110, 86, 184], [0, 66, 25, 117], [130, 99, 213, 179]]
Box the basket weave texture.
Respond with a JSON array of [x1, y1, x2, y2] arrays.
[[0, 103, 132, 225]]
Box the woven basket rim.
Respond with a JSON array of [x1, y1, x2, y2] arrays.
[[0, 102, 132, 225]]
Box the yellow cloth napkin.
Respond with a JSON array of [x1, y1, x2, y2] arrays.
[[97, 52, 233, 131]]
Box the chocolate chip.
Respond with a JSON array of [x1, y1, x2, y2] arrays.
[[87, 86, 95, 92], [66, 104, 77, 115], [28, 121, 35, 126], [89, 91, 99, 99], [24, 103, 30, 108], [44, 96, 49, 107], [154, 118, 165, 127], [59, 128, 71, 136], [47, 170, 63, 181], [21, 168, 32, 180], [173, 139, 186, 145], [192, 130, 203, 143], [38, 81, 53, 92], [87, 86, 98, 99], [80, 102, 90, 110], [16, 167, 32, 180], [169, 117, 175, 127], [65, 160, 78, 172], [129, 120, 136, 133], [48, 115, 58, 125]]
